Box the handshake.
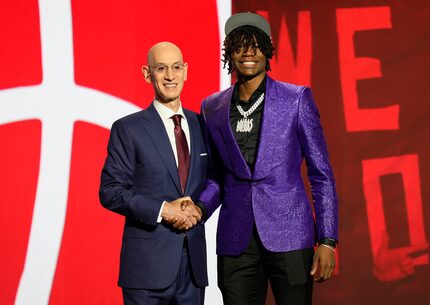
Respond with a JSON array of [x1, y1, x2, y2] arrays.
[[161, 197, 203, 230]]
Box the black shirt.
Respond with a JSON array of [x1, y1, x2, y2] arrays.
[[229, 77, 266, 171]]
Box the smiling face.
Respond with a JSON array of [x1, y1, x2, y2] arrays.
[[229, 34, 268, 84], [222, 25, 274, 79], [142, 42, 188, 106], [231, 43, 267, 81]]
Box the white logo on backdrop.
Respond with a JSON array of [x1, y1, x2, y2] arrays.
[[0, 1, 139, 304], [0, 1, 230, 304]]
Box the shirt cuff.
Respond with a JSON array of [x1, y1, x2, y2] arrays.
[[157, 201, 166, 223]]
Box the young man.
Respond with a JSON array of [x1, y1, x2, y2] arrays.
[[198, 13, 338, 305], [100, 42, 207, 305]]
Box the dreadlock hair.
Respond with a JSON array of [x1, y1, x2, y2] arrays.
[[222, 25, 275, 74]]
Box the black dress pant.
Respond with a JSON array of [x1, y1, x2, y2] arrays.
[[218, 228, 314, 305]]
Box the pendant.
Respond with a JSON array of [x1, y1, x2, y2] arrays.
[[236, 117, 253, 133]]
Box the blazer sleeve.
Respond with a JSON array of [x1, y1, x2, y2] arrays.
[[297, 87, 339, 241], [99, 119, 162, 227], [197, 101, 222, 219]]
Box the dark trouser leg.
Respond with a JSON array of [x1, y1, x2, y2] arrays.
[[123, 247, 204, 305], [123, 287, 170, 305], [218, 233, 268, 305], [218, 225, 314, 305], [173, 247, 205, 305], [263, 247, 314, 305]]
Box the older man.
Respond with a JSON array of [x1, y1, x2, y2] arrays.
[[100, 42, 207, 305]]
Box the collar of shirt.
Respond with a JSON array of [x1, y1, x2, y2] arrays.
[[232, 75, 267, 107], [152, 99, 191, 166], [153, 99, 187, 123]]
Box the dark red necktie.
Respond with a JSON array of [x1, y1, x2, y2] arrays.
[[171, 114, 190, 193]]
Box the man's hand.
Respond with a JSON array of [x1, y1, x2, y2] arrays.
[[161, 197, 201, 230], [372, 231, 429, 282], [171, 200, 203, 230], [310, 245, 336, 282], [174, 200, 202, 230], [180, 200, 202, 220]]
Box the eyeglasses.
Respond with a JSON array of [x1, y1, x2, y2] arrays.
[[150, 63, 185, 74]]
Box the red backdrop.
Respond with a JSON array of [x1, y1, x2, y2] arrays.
[[1, 1, 429, 305], [233, 1, 430, 304]]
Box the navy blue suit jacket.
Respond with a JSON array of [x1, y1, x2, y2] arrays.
[[99, 103, 208, 289]]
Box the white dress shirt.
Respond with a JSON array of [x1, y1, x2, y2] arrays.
[[153, 99, 191, 222], [153, 99, 191, 166]]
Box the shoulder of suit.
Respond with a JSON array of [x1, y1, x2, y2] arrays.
[[202, 86, 233, 109], [183, 107, 198, 118], [113, 109, 146, 127], [270, 78, 309, 96]]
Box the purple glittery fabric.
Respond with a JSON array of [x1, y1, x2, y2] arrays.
[[199, 76, 338, 255]]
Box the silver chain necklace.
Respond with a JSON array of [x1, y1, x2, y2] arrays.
[[235, 93, 265, 133]]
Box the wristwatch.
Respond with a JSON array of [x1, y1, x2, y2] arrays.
[[318, 237, 337, 248]]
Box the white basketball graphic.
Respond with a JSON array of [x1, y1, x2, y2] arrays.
[[0, 0, 230, 304]]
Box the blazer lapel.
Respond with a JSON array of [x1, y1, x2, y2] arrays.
[[183, 110, 200, 194], [216, 87, 252, 180], [141, 104, 182, 194], [253, 76, 277, 180]]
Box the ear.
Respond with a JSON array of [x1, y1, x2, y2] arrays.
[[183, 62, 188, 81], [142, 66, 152, 83]]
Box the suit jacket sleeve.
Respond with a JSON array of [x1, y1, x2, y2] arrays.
[[297, 87, 338, 241], [197, 101, 222, 219], [99, 119, 162, 227]]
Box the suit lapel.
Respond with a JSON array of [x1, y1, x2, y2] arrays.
[[184, 110, 199, 194], [253, 76, 277, 180], [141, 104, 182, 194], [216, 87, 252, 180]]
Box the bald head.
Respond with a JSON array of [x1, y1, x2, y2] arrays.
[[147, 42, 183, 66], [142, 41, 188, 108]]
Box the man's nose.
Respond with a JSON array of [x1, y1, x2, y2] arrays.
[[164, 67, 174, 80], [242, 47, 256, 56]]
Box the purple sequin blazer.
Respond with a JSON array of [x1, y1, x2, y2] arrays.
[[199, 76, 338, 256]]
